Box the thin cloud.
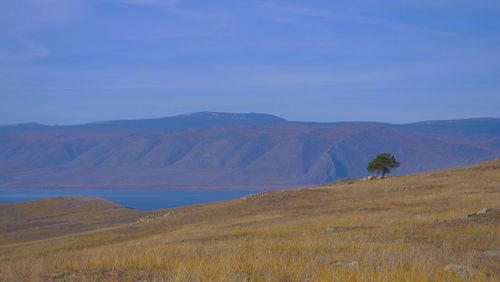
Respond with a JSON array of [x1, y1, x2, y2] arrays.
[[256, 2, 456, 36], [0, 66, 416, 91], [112, 0, 182, 8], [111, 0, 227, 22], [0, 39, 49, 62], [0, 0, 86, 32], [182, 39, 339, 53]]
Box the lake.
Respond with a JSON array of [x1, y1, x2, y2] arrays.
[[0, 189, 261, 211]]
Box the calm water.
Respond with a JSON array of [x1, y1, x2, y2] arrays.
[[0, 189, 261, 211]]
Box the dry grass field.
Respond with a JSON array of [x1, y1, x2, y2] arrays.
[[0, 159, 499, 281]]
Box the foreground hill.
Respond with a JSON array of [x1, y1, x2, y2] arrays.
[[0, 197, 147, 244], [1, 112, 499, 189], [0, 159, 498, 280]]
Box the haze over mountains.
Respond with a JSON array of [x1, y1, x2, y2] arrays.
[[1, 112, 499, 189]]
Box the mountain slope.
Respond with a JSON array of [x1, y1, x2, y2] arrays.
[[0, 113, 499, 189]]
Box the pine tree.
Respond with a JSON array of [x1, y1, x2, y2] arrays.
[[367, 153, 400, 178]]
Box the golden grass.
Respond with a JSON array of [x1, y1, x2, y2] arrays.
[[0, 196, 146, 245], [0, 159, 499, 281]]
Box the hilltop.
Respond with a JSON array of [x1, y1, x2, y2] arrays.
[[0, 197, 147, 245], [0, 159, 499, 280], [1, 112, 499, 189]]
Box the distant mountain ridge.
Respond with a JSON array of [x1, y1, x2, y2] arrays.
[[82, 112, 288, 132], [1, 112, 499, 189], [0, 112, 287, 132]]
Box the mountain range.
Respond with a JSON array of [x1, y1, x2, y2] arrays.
[[1, 112, 499, 189]]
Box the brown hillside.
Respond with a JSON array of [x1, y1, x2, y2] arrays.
[[0, 197, 146, 245]]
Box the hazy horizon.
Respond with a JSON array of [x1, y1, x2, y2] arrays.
[[1, 111, 500, 127]]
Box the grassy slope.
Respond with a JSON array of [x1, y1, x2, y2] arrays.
[[0, 160, 499, 281], [0, 197, 147, 245]]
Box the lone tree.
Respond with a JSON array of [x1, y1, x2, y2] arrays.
[[367, 153, 400, 178]]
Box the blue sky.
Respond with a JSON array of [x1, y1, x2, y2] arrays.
[[1, 0, 499, 125]]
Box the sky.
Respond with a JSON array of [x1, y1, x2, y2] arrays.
[[1, 0, 499, 125]]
